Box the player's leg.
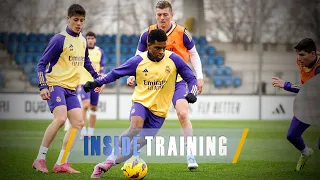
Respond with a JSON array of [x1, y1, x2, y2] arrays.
[[115, 107, 165, 164], [108, 102, 146, 163], [53, 89, 83, 173], [287, 116, 311, 151], [286, 116, 313, 171], [172, 80, 198, 170], [91, 102, 146, 178], [64, 86, 82, 131], [115, 109, 166, 175], [79, 85, 90, 138], [88, 89, 99, 137], [32, 86, 68, 173], [111, 116, 145, 164], [80, 99, 89, 138], [318, 137, 320, 149]]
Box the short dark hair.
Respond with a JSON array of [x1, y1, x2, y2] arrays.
[[294, 38, 316, 53], [148, 29, 167, 44], [68, 4, 86, 17], [156, 0, 172, 12], [86, 31, 96, 38]]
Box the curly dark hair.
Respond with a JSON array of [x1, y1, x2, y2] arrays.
[[148, 29, 167, 44]]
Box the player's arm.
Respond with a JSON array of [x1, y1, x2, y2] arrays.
[[287, 66, 320, 91], [99, 48, 106, 74], [283, 82, 301, 93], [183, 29, 204, 94], [274, 67, 320, 93], [170, 53, 198, 103], [127, 29, 148, 86], [272, 77, 300, 93], [37, 34, 64, 99], [95, 48, 107, 92], [84, 46, 100, 79], [135, 28, 149, 55], [183, 30, 203, 80], [84, 56, 143, 92]]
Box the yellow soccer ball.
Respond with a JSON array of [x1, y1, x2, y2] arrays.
[[121, 157, 148, 180]]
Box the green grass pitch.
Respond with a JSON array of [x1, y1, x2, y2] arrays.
[[0, 120, 319, 180]]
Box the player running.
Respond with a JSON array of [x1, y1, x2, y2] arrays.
[[272, 38, 320, 171]]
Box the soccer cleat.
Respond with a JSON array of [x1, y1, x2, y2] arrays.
[[91, 160, 114, 178], [91, 164, 103, 178], [187, 156, 198, 170], [32, 159, 49, 173], [53, 163, 80, 173], [295, 148, 314, 172]]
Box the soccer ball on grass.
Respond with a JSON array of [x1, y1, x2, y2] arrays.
[[121, 157, 148, 180]]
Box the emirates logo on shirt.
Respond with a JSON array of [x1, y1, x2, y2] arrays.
[[144, 80, 167, 90]]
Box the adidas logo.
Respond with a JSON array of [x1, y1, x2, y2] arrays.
[[272, 104, 285, 114], [143, 69, 148, 73], [69, 44, 73, 51]]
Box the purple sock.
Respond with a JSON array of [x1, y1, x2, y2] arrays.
[[318, 138, 320, 150], [286, 116, 310, 150]]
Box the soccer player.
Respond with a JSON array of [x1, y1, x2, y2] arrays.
[[86, 29, 198, 178], [127, 0, 203, 169], [32, 4, 100, 173], [78, 31, 106, 138], [272, 38, 320, 171]]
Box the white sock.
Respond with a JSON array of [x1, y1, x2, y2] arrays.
[[90, 110, 97, 116], [64, 120, 70, 131], [56, 150, 70, 165], [106, 148, 120, 163], [81, 127, 87, 135], [88, 127, 94, 136], [65, 120, 70, 126], [185, 143, 194, 157], [36, 145, 48, 160], [301, 146, 310, 156]]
